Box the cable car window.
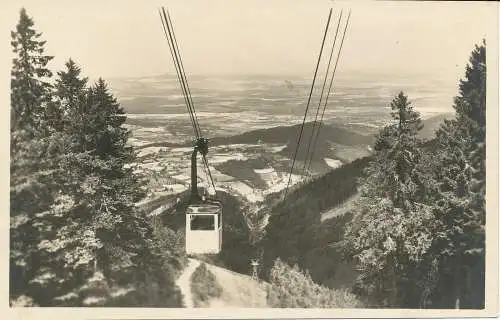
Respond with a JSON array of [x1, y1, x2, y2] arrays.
[[190, 215, 215, 230]]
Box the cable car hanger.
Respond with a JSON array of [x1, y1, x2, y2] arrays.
[[159, 6, 222, 255], [158, 7, 216, 197]]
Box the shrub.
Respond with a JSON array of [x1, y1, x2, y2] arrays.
[[266, 258, 363, 308], [190, 263, 223, 307]]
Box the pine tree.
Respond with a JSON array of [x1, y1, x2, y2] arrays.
[[25, 60, 100, 306], [343, 92, 434, 307], [9, 8, 59, 306], [10, 9, 184, 306], [10, 7, 54, 135], [51, 66, 182, 306], [55, 59, 89, 135], [429, 40, 486, 309], [83, 78, 151, 287]]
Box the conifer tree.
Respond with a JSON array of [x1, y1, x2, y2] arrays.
[[343, 92, 434, 307], [10, 7, 54, 134], [55, 59, 89, 135], [10, 8, 59, 306], [82, 78, 152, 286], [26, 60, 100, 306], [51, 63, 182, 306], [429, 40, 486, 309], [10, 9, 184, 306]]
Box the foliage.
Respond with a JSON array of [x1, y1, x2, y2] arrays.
[[151, 219, 188, 277], [261, 156, 371, 282], [10, 7, 53, 135], [190, 263, 223, 307], [341, 41, 486, 309], [343, 92, 434, 308], [10, 8, 185, 307], [10, 7, 59, 305], [425, 40, 486, 309], [243, 205, 268, 247], [266, 259, 363, 308]]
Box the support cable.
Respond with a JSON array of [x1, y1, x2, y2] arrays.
[[160, 7, 216, 193], [306, 10, 352, 175], [159, 9, 199, 139], [302, 10, 344, 176], [165, 9, 203, 138], [283, 8, 333, 200]]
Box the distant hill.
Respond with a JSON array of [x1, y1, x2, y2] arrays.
[[265, 156, 372, 216], [135, 114, 450, 189], [260, 156, 372, 285], [210, 113, 448, 148], [137, 121, 373, 148], [209, 121, 374, 148], [211, 122, 374, 168], [136, 112, 449, 151], [419, 112, 454, 139]]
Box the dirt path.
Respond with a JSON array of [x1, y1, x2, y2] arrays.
[[176, 258, 201, 308], [176, 257, 267, 308]]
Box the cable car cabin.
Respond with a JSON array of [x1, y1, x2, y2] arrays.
[[185, 137, 222, 255], [185, 203, 222, 254]]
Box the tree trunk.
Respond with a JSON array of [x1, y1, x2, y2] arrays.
[[454, 261, 461, 309], [388, 257, 398, 307], [391, 275, 398, 307]]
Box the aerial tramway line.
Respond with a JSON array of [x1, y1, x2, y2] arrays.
[[283, 8, 351, 199], [159, 7, 222, 254], [157, 6, 351, 255]]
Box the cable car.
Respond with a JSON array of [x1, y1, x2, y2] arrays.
[[185, 138, 222, 255]]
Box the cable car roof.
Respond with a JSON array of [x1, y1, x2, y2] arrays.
[[186, 204, 221, 214]]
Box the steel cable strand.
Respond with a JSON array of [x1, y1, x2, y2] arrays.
[[283, 8, 333, 200], [307, 10, 352, 176]]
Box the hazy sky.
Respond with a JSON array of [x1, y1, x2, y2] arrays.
[[2, 0, 497, 82]]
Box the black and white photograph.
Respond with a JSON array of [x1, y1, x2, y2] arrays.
[[2, 0, 498, 318]]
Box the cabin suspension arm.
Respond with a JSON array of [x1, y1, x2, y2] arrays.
[[190, 137, 209, 202]]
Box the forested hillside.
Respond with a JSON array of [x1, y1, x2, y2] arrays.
[[260, 156, 370, 288]]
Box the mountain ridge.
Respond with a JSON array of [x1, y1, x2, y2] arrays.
[[133, 112, 451, 150]]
